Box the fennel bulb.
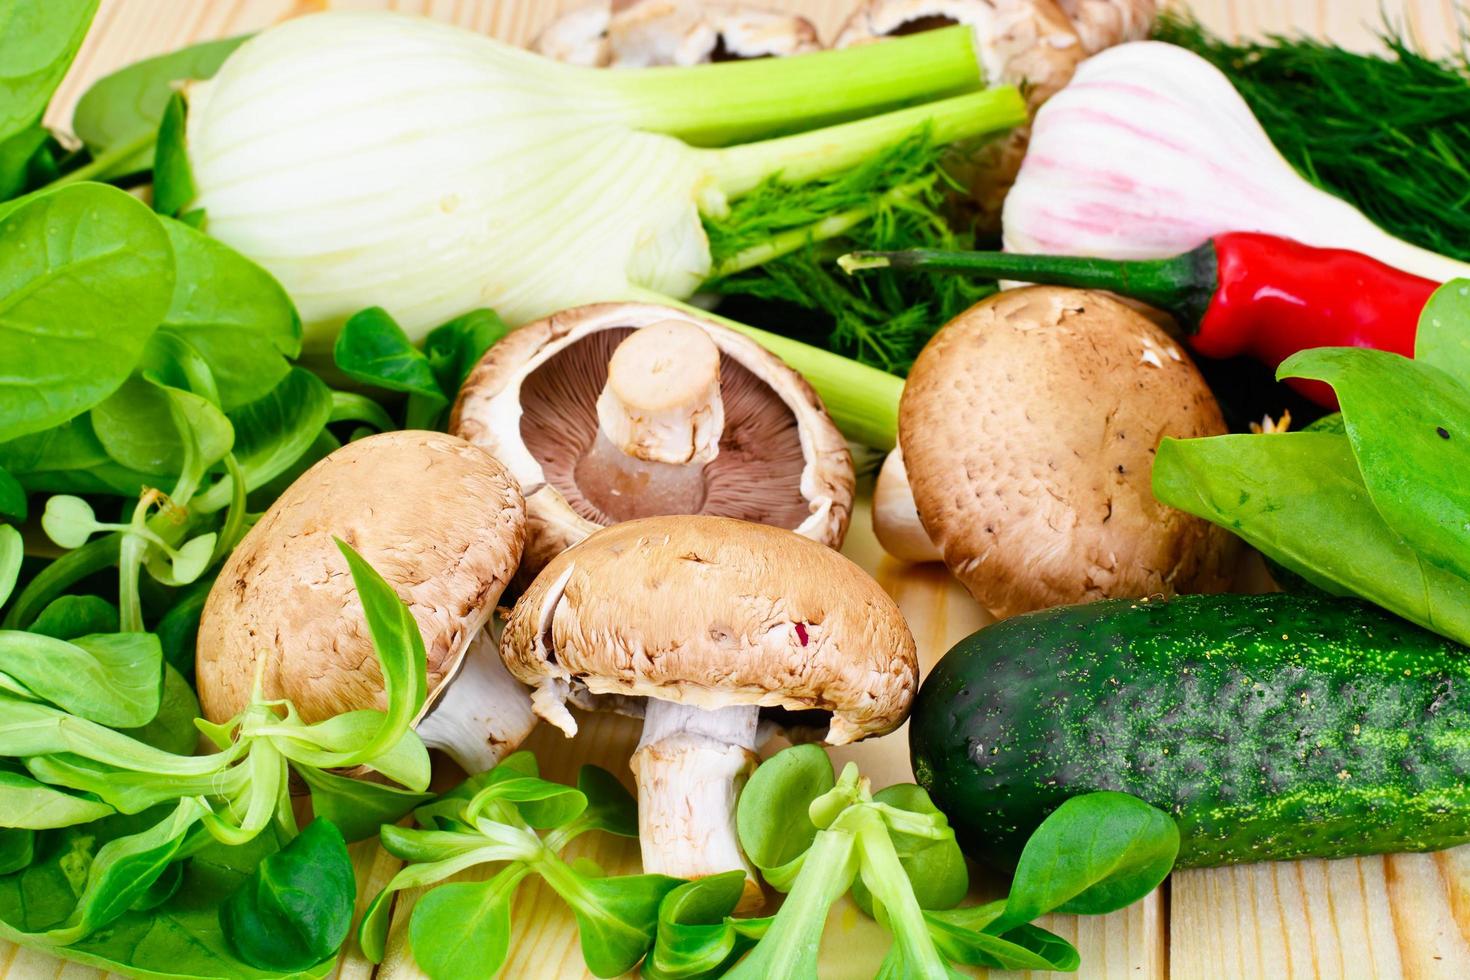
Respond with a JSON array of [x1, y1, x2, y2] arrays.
[[184, 11, 1023, 354], [1003, 41, 1470, 283]]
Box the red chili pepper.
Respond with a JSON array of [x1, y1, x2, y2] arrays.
[[844, 233, 1441, 408]]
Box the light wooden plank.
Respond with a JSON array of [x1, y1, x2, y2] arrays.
[[20, 2, 1470, 979]]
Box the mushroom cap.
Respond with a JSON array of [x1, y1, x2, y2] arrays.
[[500, 515, 917, 745], [533, 2, 820, 68], [899, 286, 1236, 618], [451, 302, 853, 579], [196, 430, 525, 725], [1054, 0, 1157, 53]]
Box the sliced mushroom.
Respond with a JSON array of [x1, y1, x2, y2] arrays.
[[834, 0, 1157, 230], [451, 302, 853, 581], [875, 286, 1236, 617], [196, 431, 536, 775], [534, 1, 820, 68], [501, 515, 917, 909]]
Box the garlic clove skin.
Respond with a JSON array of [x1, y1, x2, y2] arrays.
[[1003, 41, 1470, 284]]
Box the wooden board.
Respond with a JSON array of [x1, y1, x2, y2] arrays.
[[21, 1, 1470, 977]]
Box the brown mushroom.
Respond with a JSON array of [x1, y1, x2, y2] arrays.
[[451, 302, 853, 581], [534, 1, 820, 68], [834, 0, 1157, 230], [196, 430, 536, 774], [501, 515, 917, 909], [874, 286, 1236, 617]]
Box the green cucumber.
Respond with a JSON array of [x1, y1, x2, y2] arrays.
[[908, 593, 1470, 869]]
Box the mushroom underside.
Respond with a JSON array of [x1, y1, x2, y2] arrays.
[[520, 327, 812, 528]]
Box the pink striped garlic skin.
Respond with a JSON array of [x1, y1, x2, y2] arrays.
[[1002, 41, 1470, 284]]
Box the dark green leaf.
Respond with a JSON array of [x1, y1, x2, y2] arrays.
[[736, 744, 832, 890], [27, 594, 117, 639], [408, 866, 527, 980], [221, 818, 354, 972], [0, 829, 33, 875], [0, 125, 50, 201], [128, 859, 183, 913], [294, 764, 430, 843], [996, 792, 1177, 930], [0, 0, 99, 141], [926, 911, 1080, 971], [146, 218, 300, 410], [0, 184, 174, 442], [423, 309, 509, 396], [0, 464, 23, 521], [1284, 347, 1470, 582], [0, 630, 162, 727], [152, 92, 195, 217], [0, 417, 152, 498], [576, 765, 639, 838], [328, 391, 396, 433], [154, 584, 208, 680], [1154, 432, 1470, 647], [333, 307, 445, 402], [72, 34, 249, 177]]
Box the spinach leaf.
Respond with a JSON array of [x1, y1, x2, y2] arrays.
[[1416, 280, 1470, 386], [1283, 347, 1470, 582], [994, 791, 1177, 929], [72, 35, 249, 177], [0, 417, 152, 497], [152, 92, 195, 218], [193, 368, 331, 513], [643, 872, 763, 980], [0, 630, 162, 728], [735, 743, 831, 890], [154, 584, 208, 680], [220, 818, 354, 972], [0, 184, 174, 442], [0, 464, 23, 521], [925, 910, 1080, 971], [0, 0, 98, 142], [559, 871, 683, 978], [27, 594, 117, 639], [1154, 432, 1470, 646], [334, 307, 444, 402], [851, 783, 967, 917], [0, 829, 33, 876], [0, 771, 112, 828], [123, 665, 200, 755], [146, 219, 301, 411], [0, 125, 51, 201], [424, 309, 510, 397], [90, 376, 233, 478]]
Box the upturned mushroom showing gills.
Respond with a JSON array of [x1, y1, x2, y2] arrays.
[[451, 302, 854, 578], [873, 286, 1237, 618], [501, 515, 917, 908], [196, 431, 535, 775], [534, 1, 820, 67]]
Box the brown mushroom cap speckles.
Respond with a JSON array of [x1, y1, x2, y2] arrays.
[[900, 286, 1236, 619], [196, 430, 525, 725], [500, 515, 917, 745]]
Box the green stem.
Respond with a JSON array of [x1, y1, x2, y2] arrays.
[[854, 815, 951, 979], [840, 243, 1220, 330], [629, 289, 902, 450], [1, 533, 122, 629], [603, 26, 983, 147], [36, 131, 155, 191], [118, 495, 154, 633], [712, 177, 935, 278], [725, 828, 858, 979], [707, 87, 1026, 199]]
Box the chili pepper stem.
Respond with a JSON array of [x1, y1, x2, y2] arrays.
[[839, 245, 1220, 332]]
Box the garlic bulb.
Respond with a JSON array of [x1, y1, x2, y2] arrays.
[[1003, 41, 1470, 283]]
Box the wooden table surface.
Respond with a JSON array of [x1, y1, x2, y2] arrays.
[[18, 1, 1470, 977]]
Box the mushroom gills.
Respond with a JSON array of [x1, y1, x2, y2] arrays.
[[415, 627, 537, 775], [631, 699, 764, 911], [520, 325, 812, 529]]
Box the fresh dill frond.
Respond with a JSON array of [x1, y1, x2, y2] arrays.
[[1155, 11, 1470, 262], [702, 131, 995, 375]]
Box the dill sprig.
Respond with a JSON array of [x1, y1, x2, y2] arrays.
[[1154, 11, 1470, 261], [702, 131, 994, 375]]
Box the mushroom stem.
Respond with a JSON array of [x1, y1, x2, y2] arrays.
[[576, 321, 726, 520], [872, 447, 942, 563], [415, 629, 537, 775], [630, 699, 764, 912]]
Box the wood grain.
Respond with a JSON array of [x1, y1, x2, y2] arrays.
[[23, 1, 1470, 978]]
